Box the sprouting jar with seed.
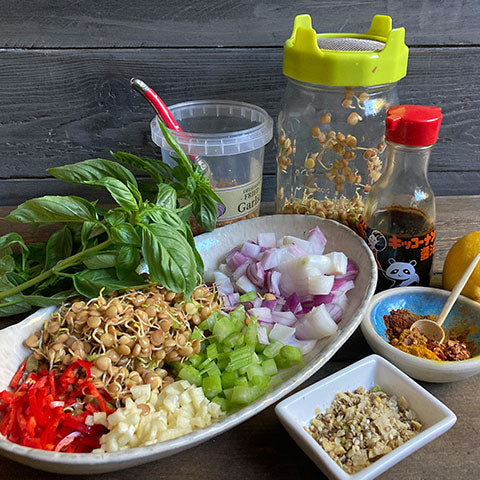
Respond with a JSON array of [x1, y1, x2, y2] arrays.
[[276, 14, 409, 230]]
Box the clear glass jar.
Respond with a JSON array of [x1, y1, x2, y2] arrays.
[[276, 79, 399, 229]]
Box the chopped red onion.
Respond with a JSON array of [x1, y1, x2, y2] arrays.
[[335, 260, 358, 281], [266, 271, 282, 296], [271, 310, 297, 327], [223, 292, 240, 307], [232, 261, 251, 282], [260, 247, 293, 270], [283, 235, 312, 254], [295, 304, 338, 340], [227, 251, 249, 272], [246, 262, 265, 288], [225, 247, 239, 263], [286, 336, 317, 355], [307, 226, 327, 255], [257, 325, 270, 345], [236, 275, 258, 294], [269, 324, 296, 343], [214, 271, 234, 294], [248, 307, 272, 323], [252, 297, 263, 308], [262, 299, 277, 311], [283, 292, 303, 315], [332, 278, 355, 293], [287, 243, 307, 257], [240, 241, 262, 259], [325, 303, 343, 323], [257, 232, 276, 248]]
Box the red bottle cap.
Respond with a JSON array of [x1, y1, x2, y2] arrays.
[[385, 105, 442, 147]]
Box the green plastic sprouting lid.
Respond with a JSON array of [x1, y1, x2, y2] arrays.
[[283, 14, 409, 87]]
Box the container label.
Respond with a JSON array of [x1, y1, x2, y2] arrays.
[[216, 177, 262, 221], [358, 219, 436, 291]]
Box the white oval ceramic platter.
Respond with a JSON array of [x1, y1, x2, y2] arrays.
[[0, 214, 377, 474]]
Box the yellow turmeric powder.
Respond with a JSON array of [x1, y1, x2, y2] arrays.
[[391, 329, 441, 361]]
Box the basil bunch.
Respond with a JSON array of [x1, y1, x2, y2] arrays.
[[0, 121, 222, 318]]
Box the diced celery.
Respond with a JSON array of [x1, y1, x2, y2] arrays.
[[238, 365, 248, 376], [217, 352, 230, 370], [255, 342, 266, 354], [198, 357, 213, 371], [239, 291, 257, 302], [199, 311, 218, 331], [213, 316, 235, 342], [187, 353, 205, 368], [251, 375, 270, 390], [244, 322, 258, 347], [178, 365, 202, 386], [230, 306, 246, 332], [233, 376, 249, 386], [191, 326, 203, 340], [230, 385, 260, 405], [263, 341, 284, 358], [274, 354, 291, 369], [202, 375, 222, 399], [201, 361, 221, 377], [212, 396, 228, 411], [224, 332, 244, 349], [280, 345, 302, 363], [169, 361, 182, 376], [224, 387, 233, 401], [207, 343, 218, 360], [221, 371, 238, 389], [226, 346, 252, 371], [261, 358, 278, 376], [246, 364, 264, 381]]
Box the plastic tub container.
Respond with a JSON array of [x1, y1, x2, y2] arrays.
[[150, 100, 273, 229]]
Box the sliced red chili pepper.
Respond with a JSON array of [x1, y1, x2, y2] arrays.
[[9, 360, 26, 390]]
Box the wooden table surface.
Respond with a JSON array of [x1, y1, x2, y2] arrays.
[[0, 195, 479, 480]]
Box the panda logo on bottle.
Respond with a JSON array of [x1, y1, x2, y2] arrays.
[[383, 258, 420, 287]]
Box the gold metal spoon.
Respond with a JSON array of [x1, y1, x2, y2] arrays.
[[410, 253, 480, 343]]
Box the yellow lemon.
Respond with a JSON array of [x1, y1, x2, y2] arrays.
[[443, 231, 480, 302]]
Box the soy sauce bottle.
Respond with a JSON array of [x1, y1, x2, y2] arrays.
[[359, 105, 442, 291]]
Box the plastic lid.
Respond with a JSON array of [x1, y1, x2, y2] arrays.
[[385, 105, 442, 146], [150, 100, 273, 157], [283, 14, 409, 87]]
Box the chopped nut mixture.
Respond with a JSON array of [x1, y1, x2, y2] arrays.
[[306, 386, 422, 474]]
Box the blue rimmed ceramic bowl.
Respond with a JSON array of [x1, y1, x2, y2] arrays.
[[361, 287, 480, 382]]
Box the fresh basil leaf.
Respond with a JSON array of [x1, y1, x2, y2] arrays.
[[192, 189, 218, 232], [0, 298, 31, 317], [0, 255, 15, 275], [6, 271, 29, 286], [185, 226, 204, 276], [45, 226, 73, 270], [141, 223, 197, 295], [116, 246, 140, 281], [22, 291, 74, 307], [82, 252, 117, 270], [5, 196, 97, 224], [110, 223, 141, 246], [73, 268, 146, 298], [27, 243, 47, 266], [157, 120, 194, 174], [0, 232, 29, 254], [48, 158, 137, 188], [111, 151, 173, 183], [85, 177, 138, 211], [104, 210, 127, 227], [137, 181, 158, 203], [146, 207, 186, 234], [155, 184, 177, 209], [127, 181, 143, 205], [81, 221, 104, 249], [176, 203, 192, 224], [171, 165, 190, 184], [186, 177, 197, 195]]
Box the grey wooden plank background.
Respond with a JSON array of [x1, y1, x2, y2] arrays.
[[0, 1, 479, 206]]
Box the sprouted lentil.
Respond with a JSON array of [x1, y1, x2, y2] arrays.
[[24, 284, 218, 404]]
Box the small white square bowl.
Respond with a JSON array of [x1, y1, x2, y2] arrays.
[[275, 354, 456, 480]]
